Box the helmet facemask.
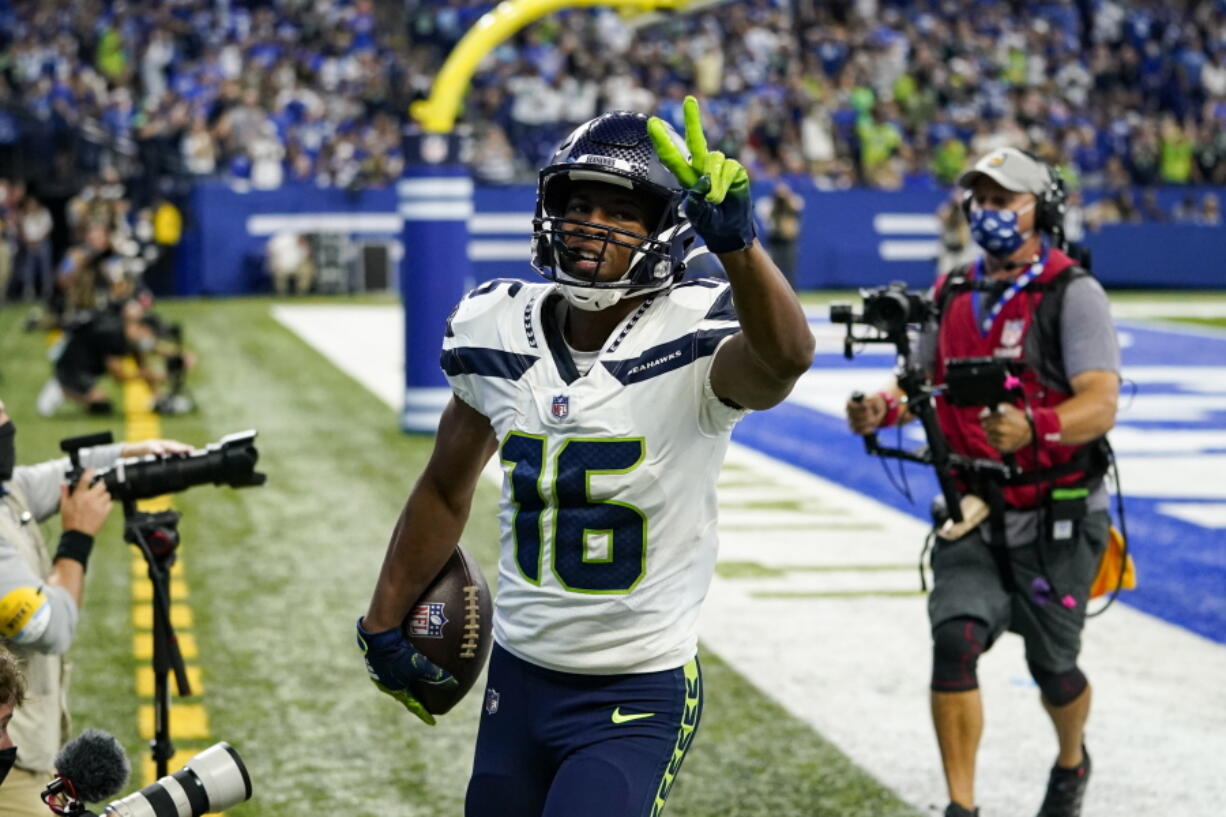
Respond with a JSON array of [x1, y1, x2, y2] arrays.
[[531, 112, 693, 310]]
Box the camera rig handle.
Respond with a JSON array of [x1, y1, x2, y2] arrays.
[[848, 392, 878, 455], [835, 315, 967, 522], [834, 295, 1030, 526], [59, 431, 115, 474]]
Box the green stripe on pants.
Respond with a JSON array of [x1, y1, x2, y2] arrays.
[[651, 657, 702, 816]]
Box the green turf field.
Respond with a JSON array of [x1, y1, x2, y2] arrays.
[[0, 300, 920, 817], [1173, 317, 1226, 329]]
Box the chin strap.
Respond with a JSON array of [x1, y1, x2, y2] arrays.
[[558, 283, 629, 312]]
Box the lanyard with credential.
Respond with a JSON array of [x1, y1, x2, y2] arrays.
[[973, 252, 1046, 337]]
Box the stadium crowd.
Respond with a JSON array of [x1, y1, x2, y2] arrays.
[[0, 0, 413, 196], [0, 0, 1222, 200], [450, 0, 1226, 199], [0, 0, 1224, 303]]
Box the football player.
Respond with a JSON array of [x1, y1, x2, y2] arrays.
[[357, 96, 815, 816]]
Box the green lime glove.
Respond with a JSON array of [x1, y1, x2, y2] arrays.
[[647, 95, 757, 253]]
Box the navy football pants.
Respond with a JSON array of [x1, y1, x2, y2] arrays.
[[465, 643, 703, 817]]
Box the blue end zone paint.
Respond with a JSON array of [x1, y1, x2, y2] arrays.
[[732, 319, 1226, 645]]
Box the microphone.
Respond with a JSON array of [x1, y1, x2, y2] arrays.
[[42, 730, 130, 812]]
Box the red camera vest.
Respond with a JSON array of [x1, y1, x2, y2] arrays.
[[933, 247, 1087, 509]]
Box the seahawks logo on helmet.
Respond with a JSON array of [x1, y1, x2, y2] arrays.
[[531, 112, 695, 311]]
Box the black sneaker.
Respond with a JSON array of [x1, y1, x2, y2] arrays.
[[944, 804, 979, 817], [1036, 745, 1091, 817]]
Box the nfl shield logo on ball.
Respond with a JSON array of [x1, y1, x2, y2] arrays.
[[551, 394, 570, 420], [485, 688, 500, 715], [408, 602, 448, 638]]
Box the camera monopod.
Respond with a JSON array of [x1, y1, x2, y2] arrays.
[[60, 433, 193, 780], [125, 501, 190, 780]]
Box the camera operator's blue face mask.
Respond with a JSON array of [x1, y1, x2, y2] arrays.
[[969, 201, 1034, 257]]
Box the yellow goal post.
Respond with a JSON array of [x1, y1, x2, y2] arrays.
[[409, 0, 724, 134]]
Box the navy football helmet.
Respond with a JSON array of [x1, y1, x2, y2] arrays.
[[531, 111, 694, 310]]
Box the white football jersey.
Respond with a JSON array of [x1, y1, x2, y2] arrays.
[[442, 278, 746, 674]]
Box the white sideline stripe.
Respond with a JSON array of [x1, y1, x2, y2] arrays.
[[402, 410, 443, 432], [1156, 502, 1226, 528], [247, 213, 401, 236], [274, 304, 1226, 817], [397, 177, 474, 198], [878, 239, 939, 261], [470, 212, 533, 234], [1112, 302, 1226, 319], [271, 305, 405, 411], [469, 240, 529, 261], [404, 388, 452, 411], [399, 201, 473, 221], [873, 213, 940, 234]]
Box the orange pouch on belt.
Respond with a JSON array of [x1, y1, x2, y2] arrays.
[[1089, 525, 1137, 599]]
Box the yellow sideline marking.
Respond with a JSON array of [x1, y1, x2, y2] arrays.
[[132, 556, 183, 576], [132, 627, 199, 660], [140, 750, 190, 787], [138, 703, 210, 739], [131, 579, 188, 601], [121, 376, 217, 786], [132, 603, 194, 630], [137, 665, 204, 697]]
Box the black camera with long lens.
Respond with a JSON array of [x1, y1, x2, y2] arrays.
[[61, 430, 266, 504]]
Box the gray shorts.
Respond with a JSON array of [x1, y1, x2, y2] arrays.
[[927, 510, 1109, 672]]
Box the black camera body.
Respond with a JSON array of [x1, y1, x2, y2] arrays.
[[831, 281, 932, 336], [943, 356, 1024, 408], [61, 430, 266, 504]]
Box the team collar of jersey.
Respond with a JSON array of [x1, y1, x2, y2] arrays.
[[537, 289, 658, 385]]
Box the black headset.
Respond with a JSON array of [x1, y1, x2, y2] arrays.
[[960, 149, 1067, 238]]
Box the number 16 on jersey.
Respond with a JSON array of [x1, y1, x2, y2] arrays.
[[500, 432, 648, 594]]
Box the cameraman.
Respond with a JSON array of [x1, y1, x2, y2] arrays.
[[846, 148, 1119, 817], [0, 397, 189, 815]]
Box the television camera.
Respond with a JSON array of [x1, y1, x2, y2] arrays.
[[830, 285, 1023, 524]]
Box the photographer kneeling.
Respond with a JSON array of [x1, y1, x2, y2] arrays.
[[36, 300, 164, 418], [846, 148, 1119, 817], [0, 397, 190, 816]]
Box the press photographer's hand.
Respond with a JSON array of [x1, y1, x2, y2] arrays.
[[121, 439, 193, 458], [980, 403, 1032, 454], [846, 393, 887, 435], [59, 469, 113, 537], [356, 618, 457, 726], [647, 95, 756, 254]]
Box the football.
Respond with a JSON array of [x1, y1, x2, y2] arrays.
[[402, 545, 494, 715]]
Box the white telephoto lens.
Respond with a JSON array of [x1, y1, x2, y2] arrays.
[[103, 743, 251, 817], [185, 742, 252, 812]]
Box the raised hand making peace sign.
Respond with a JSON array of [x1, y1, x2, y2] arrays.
[[647, 95, 757, 254]]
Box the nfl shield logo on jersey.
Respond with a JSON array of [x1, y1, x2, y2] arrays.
[[551, 394, 570, 420], [407, 602, 448, 638], [485, 688, 500, 715], [1000, 319, 1026, 347]]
